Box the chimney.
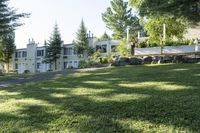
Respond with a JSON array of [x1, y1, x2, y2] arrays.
[[89, 30, 91, 38]]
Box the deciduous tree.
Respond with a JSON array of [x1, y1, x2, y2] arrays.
[[129, 0, 200, 23], [144, 16, 188, 45]]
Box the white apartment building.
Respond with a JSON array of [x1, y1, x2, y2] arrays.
[[1, 38, 119, 73]]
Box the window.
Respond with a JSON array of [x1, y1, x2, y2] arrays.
[[64, 62, 68, 69], [37, 63, 41, 69], [64, 47, 73, 55], [15, 52, 21, 58], [96, 45, 101, 51], [15, 63, 18, 69], [69, 61, 72, 66], [74, 61, 78, 68], [37, 50, 44, 56], [22, 51, 27, 57], [111, 45, 117, 52], [101, 44, 107, 53]]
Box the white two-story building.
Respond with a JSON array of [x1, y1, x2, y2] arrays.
[[2, 37, 120, 73]]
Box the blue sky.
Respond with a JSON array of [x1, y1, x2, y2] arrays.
[[10, 0, 113, 48]]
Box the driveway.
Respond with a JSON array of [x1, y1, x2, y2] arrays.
[[0, 68, 103, 87]]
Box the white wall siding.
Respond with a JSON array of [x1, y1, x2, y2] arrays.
[[163, 45, 196, 54], [135, 47, 162, 56], [135, 45, 200, 56]]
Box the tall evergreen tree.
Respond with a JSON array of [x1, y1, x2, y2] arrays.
[[0, 0, 29, 36], [0, 32, 16, 72], [0, 0, 29, 63], [45, 24, 63, 70], [73, 20, 89, 57], [102, 0, 141, 39]]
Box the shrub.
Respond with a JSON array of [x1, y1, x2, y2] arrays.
[[66, 65, 73, 69], [78, 60, 89, 68], [78, 60, 99, 68], [24, 70, 30, 74], [0, 69, 3, 76], [116, 39, 130, 57], [105, 52, 113, 63], [102, 57, 108, 63]]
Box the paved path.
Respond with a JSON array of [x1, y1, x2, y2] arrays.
[[0, 68, 103, 88]]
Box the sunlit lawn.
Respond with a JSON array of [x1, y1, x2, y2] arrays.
[[0, 64, 200, 132]]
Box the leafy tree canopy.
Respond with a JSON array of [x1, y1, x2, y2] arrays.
[[144, 16, 188, 44], [129, 0, 200, 23]]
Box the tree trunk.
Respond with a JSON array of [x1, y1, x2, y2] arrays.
[[54, 59, 57, 70], [7, 61, 9, 73]]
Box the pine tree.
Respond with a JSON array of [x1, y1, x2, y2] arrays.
[[102, 0, 141, 39], [45, 24, 63, 70], [73, 20, 89, 57], [98, 32, 110, 41], [0, 0, 29, 63], [0, 0, 29, 36], [0, 32, 16, 72]]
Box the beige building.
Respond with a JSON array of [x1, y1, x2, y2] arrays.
[[1, 37, 120, 74]]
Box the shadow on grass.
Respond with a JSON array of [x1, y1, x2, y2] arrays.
[[0, 63, 200, 132]]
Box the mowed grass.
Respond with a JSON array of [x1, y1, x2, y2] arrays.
[[0, 73, 38, 81], [0, 64, 200, 133]]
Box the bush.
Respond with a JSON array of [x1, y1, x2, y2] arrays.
[[78, 60, 89, 68], [129, 58, 143, 65], [143, 56, 153, 64], [66, 65, 73, 69], [24, 70, 30, 74], [137, 40, 195, 48], [92, 50, 101, 62], [78, 60, 99, 69], [102, 57, 108, 63], [0, 69, 3, 76], [116, 39, 130, 57]]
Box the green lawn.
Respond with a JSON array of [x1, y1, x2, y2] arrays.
[[0, 64, 200, 132], [0, 73, 36, 81], [0, 71, 54, 81]]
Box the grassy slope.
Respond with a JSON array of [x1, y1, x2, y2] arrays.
[[0, 64, 200, 133], [0, 73, 37, 81], [0, 72, 55, 81]]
